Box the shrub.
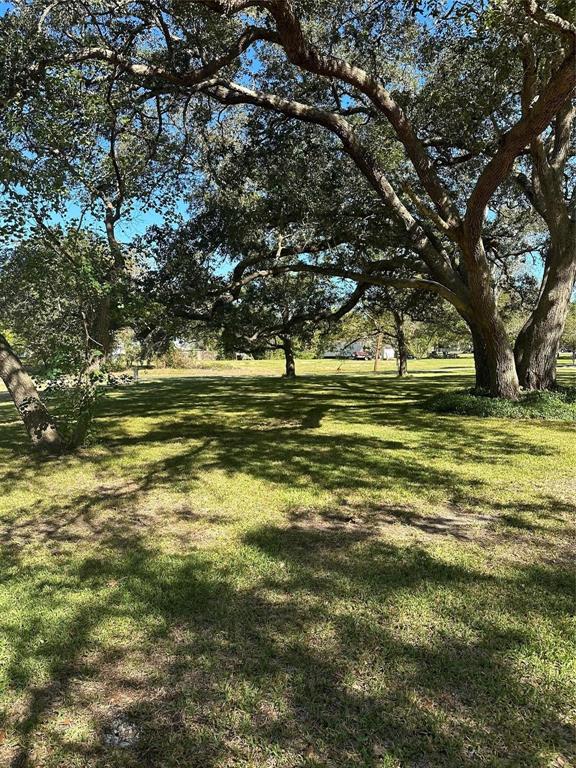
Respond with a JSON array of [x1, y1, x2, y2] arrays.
[[427, 387, 576, 421], [41, 370, 135, 449], [163, 345, 196, 368]]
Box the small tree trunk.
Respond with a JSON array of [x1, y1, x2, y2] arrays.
[[373, 332, 383, 372], [283, 338, 296, 378], [0, 333, 62, 452], [394, 312, 408, 377], [514, 232, 576, 390]]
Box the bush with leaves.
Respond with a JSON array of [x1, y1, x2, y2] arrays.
[[427, 388, 576, 422]]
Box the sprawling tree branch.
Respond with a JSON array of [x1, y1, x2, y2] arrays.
[[52, 25, 276, 85], [203, 80, 465, 294], [256, 261, 470, 313], [465, 41, 575, 245], [193, 0, 460, 229], [524, 0, 576, 39]]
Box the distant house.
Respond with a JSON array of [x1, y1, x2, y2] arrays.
[[323, 339, 395, 359], [323, 339, 364, 358]]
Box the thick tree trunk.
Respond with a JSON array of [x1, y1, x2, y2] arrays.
[[87, 212, 126, 368], [0, 333, 62, 452], [282, 338, 296, 378], [464, 241, 520, 399], [470, 324, 491, 392], [88, 294, 114, 366], [394, 312, 408, 377], [514, 232, 576, 390], [473, 317, 520, 399]]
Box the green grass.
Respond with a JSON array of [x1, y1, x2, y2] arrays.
[[0, 359, 574, 767]]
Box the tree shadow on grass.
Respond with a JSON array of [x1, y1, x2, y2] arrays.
[[0, 373, 574, 766], [0, 373, 565, 481], [94, 373, 559, 457], [1, 500, 573, 767], [37, 373, 553, 522]]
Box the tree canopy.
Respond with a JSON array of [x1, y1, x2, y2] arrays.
[[0, 0, 574, 450]]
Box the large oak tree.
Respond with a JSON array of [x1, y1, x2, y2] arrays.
[[4, 0, 576, 399]]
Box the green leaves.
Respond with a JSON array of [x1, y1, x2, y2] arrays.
[[0, 228, 111, 374]]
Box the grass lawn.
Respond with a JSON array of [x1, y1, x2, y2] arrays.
[[0, 359, 574, 767]]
